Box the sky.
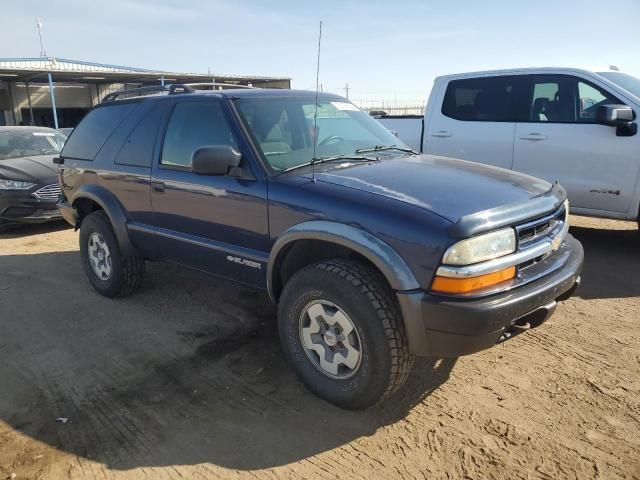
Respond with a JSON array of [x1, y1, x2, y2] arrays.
[[3, 0, 640, 107]]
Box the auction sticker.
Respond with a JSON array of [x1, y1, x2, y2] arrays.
[[331, 102, 359, 111]]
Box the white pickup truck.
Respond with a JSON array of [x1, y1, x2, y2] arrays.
[[377, 68, 640, 223]]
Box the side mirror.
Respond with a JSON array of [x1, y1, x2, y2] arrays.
[[596, 104, 634, 124], [192, 145, 242, 176], [596, 104, 637, 137]]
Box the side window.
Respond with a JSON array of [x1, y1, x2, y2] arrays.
[[528, 76, 575, 122], [442, 76, 519, 122], [61, 103, 137, 160], [161, 101, 238, 169], [115, 104, 164, 167], [577, 81, 620, 123], [526, 75, 621, 123]]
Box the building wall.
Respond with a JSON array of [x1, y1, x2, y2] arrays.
[[13, 83, 92, 109]]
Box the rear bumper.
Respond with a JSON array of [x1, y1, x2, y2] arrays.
[[398, 234, 584, 357]]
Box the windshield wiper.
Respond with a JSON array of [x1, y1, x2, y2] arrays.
[[355, 144, 419, 155], [280, 155, 379, 173]]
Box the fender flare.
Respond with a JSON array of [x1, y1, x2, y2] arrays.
[[267, 221, 420, 301], [71, 184, 138, 257]]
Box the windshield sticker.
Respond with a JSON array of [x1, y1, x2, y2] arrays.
[[331, 102, 359, 111], [32, 132, 56, 136]]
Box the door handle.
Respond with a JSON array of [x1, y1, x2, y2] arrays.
[[519, 133, 547, 141], [431, 130, 452, 138], [151, 181, 165, 193]]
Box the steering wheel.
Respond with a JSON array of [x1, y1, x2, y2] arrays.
[[319, 135, 345, 147]]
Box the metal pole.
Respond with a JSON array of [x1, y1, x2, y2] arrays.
[[47, 73, 58, 129], [25, 80, 35, 126]]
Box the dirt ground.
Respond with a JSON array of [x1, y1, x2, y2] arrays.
[[0, 215, 639, 480]]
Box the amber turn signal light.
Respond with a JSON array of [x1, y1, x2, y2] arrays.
[[431, 266, 516, 294]]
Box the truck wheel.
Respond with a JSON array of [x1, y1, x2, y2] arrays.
[[79, 210, 145, 298], [278, 259, 414, 409]]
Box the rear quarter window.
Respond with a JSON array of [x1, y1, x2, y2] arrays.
[[114, 104, 165, 168], [61, 103, 137, 160]]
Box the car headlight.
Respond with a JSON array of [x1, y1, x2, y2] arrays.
[[442, 228, 516, 266], [0, 179, 36, 190]]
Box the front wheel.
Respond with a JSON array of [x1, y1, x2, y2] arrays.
[[278, 259, 414, 409], [79, 210, 145, 298]]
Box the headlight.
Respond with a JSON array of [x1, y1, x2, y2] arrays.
[[442, 228, 516, 266], [0, 179, 36, 190]]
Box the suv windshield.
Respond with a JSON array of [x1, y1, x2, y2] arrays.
[[598, 72, 640, 100], [235, 96, 410, 171], [0, 130, 66, 160]]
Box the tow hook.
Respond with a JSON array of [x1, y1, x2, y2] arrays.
[[497, 301, 557, 343]]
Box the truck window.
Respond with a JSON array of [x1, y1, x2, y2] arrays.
[[115, 104, 165, 168], [61, 103, 137, 160], [577, 81, 620, 122], [442, 76, 520, 122], [161, 101, 238, 169], [526, 75, 620, 123]]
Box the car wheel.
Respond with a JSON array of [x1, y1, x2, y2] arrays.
[[278, 259, 414, 409], [79, 210, 145, 298]]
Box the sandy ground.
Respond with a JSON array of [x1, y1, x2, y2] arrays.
[[0, 216, 639, 480]]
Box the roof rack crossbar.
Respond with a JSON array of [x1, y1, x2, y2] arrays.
[[101, 83, 196, 103], [184, 82, 257, 90]]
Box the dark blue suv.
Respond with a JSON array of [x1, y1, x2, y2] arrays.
[[57, 85, 583, 409]]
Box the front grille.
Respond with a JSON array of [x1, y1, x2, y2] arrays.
[[32, 183, 61, 201], [516, 206, 566, 248]]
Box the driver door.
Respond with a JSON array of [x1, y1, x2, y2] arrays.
[[150, 97, 269, 288]]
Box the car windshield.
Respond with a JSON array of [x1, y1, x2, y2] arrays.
[[0, 130, 67, 160], [598, 72, 640, 100], [234, 96, 410, 171]]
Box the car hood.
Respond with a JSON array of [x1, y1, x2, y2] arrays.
[[313, 154, 552, 223], [0, 155, 58, 183]]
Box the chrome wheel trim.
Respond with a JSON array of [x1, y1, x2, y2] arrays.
[[88, 232, 112, 280], [299, 300, 362, 379]]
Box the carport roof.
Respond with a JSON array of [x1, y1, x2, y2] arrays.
[[0, 57, 290, 86]]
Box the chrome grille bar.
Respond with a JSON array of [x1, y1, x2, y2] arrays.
[[32, 183, 62, 201]]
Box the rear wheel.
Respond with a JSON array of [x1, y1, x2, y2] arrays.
[[278, 259, 414, 409], [79, 211, 145, 297]]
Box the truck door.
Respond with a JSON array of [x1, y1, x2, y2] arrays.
[[512, 74, 639, 214], [149, 97, 269, 288], [424, 75, 523, 170]]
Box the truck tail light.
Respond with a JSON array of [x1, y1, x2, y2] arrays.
[[431, 266, 516, 294]]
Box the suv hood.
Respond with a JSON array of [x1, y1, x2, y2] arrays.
[[314, 154, 552, 223], [0, 155, 58, 183]]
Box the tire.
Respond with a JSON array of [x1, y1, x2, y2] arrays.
[[278, 259, 414, 409], [79, 210, 145, 298]]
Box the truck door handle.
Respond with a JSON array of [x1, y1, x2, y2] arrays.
[[519, 133, 547, 141], [431, 130, 452, 138], [151, 181, 165, 193]]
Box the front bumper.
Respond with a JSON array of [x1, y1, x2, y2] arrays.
[[398, 234, 584, 357], [0, 191, 61, 225], [57, 200, 78, 228]]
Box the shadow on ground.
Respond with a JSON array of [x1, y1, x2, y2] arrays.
[[0, 220, 70, 239], [0, 249, 455, 471], [569, 224, 640, 300]]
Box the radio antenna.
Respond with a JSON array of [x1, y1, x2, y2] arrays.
[[311, 20, 323, 183]]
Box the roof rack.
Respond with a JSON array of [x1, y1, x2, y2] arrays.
[[184, 82, 257, 90], [101, 84, 195, 103]]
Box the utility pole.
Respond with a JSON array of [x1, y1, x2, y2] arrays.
[[36, 19, 58, 128], [344, 83, 349, 99], [36, 18, 46, 57]]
